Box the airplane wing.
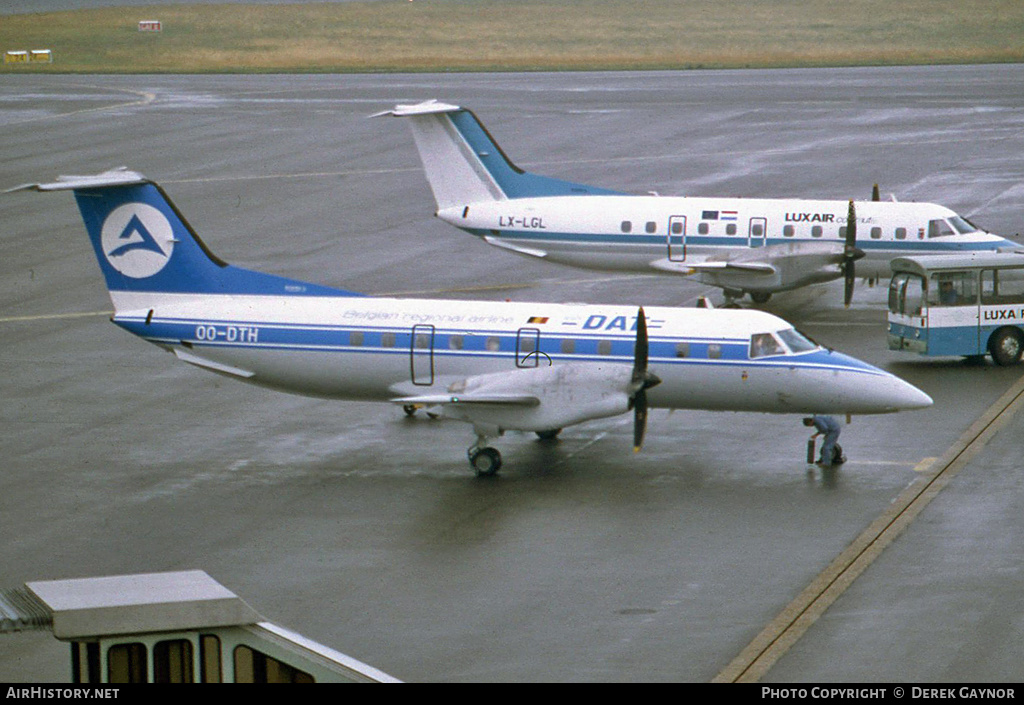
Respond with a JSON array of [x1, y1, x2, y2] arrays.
[[482, 235, 549, 258], [391, 393, 540, 407], [651, 241, 858, 293]]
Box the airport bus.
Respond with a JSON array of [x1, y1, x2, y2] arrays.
[[888, 252, 1024, 365]]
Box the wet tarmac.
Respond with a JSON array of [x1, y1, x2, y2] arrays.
[[1, 65, 1023, 682]]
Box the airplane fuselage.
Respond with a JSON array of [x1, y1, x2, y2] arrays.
[[441, 195, 1015, 292], [111, 290, 929, 417]]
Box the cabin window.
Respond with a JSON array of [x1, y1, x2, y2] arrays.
[[485, 336, 501, 352], [561, 338, 575, 354], [783, 225, 795, 237], [154, 639, 194, 684], [751, 223, 764, 237], [449, 334, 464, 350], [749, 333, 784, 358], [620, 221, 632, 233], [811, 226, 823, 238], [675, 342, 689, 358], [381, 332, 396, 347], [671, 221, 684, 235], [707, 343, 722, 359], [698, 223, 710, 235], [200, 635, 222, 683], [233, 645, 314, 684], [108, 643, 148, 684], [645, 221, 657, 234], [726, 224, 737, 235], [870, 227, 882, 239], [349, 330, 363, 346], [597, 340, 612, 355], [895, 227, 907, 240]]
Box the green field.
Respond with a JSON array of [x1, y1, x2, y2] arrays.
[[2, 0, 1023, 73]]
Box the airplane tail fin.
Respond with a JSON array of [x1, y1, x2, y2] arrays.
[[374, 100, 621, 210], [9, 168, 360, 310]]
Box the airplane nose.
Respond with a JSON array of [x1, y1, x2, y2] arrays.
[[889, 377, 933, 411]]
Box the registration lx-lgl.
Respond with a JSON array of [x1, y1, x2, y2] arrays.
[[379, 101, 1017, 305], [10, 169, 931, 475]]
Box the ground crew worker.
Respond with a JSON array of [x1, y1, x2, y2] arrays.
[[803, 415, 842, 466]]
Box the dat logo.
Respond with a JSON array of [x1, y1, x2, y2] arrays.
[[100, 202, 174, 278]]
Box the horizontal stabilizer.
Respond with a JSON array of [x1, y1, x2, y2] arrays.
[[6, 167, 146, 193], [370, 100, 461, 118]]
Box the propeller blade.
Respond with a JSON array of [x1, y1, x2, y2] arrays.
[[844, 199, 857, 308], [633, 389, 648, 452], [633, 306, 648, 381]]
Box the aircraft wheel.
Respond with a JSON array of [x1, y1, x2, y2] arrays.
[[535, 428, 561, 441], [469, 447, 502, 477], [749, 291, 772, 304], [989, 328, 1024, 366], [402, 404, 418, 417]]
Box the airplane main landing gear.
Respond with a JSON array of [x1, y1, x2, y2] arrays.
[[468, 446, 502, 477]]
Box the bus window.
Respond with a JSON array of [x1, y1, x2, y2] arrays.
[[982, 268, 1024, 305], [929, 271, 977, 307]]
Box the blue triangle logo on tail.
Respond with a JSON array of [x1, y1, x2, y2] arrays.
[[108, 213, 166, 257]]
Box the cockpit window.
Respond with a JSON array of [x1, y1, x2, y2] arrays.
[[928, 219, 957, 238], [948, 215, 978, 234], [777, 328, 818, 353], [749, 332, 785, 358]]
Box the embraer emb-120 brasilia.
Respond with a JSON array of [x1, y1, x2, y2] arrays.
[[10, 169, 931, 475], [378, 100, 1017, 305]]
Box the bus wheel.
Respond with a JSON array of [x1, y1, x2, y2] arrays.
[[989, 328, 1024, 366]]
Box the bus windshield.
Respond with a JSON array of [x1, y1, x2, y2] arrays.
[[889, 272, 925, 316]]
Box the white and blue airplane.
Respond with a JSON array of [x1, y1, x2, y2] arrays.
[[10, 169, 931, 475], [379, 100, 1018, 305]]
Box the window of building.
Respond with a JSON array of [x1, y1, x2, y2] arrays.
[[200, 635, 222, 683], [234, 645, 314, 684], [108, 643, 147, 684], [154, 639, 194, 684]]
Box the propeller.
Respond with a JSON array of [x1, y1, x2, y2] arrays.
[[843, 199, 862, 308], [630, 307, 662, 452]]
